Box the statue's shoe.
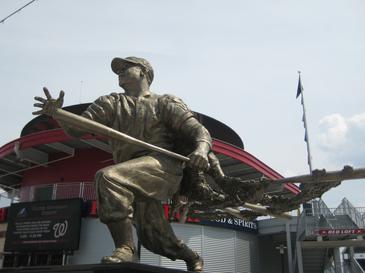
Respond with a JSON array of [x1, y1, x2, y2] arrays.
[[101, 246, 134, 264], [186, 252, 204, 272]]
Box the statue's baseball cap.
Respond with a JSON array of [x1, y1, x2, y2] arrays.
[[111, 56, 154, 84]]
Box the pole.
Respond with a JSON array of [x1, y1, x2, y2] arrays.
[[276, 244, 287, 273], [79, 80, 83, 103], [296, 241, 304, 273], [298, 71, 313, 173], [297, 72, 315, 214], [286, 222, 293, 273], [0, 0, 37, 24], [137, 240, 141, 261], [62, 251, 68, 266]]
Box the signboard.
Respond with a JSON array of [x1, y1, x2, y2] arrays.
[[200, 217, 258, 234], [4, 198, 82, 252], [162, 204, 258, 234], [319, 228, 365, 236]]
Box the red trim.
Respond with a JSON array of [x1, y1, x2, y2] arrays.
[[213, 140, 282, 179], [212, 140, 300, 194], [283, 182, 301, 194], [0, 140, 19, 159], [0, 129, 96, 158], [0, 130, 300, 194]]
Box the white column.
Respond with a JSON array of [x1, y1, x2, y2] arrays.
[[296, 241, 304, 273], [286, 222, 293, 273], [349, 247, 355, 273], [333, 247, 342, 273]]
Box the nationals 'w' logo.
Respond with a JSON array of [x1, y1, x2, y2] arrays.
[[53, 220, 68, 238]]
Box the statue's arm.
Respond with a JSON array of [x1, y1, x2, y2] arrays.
[[179, 117, 212, 170], [161, 95, 211, 171], [34, 88, 116, 139], [62, 94, 117, 138]]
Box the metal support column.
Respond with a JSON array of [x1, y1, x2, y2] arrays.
[[349, 247, 355, 273], [62, 252, 68, 266], [286, 222, 293, 273], [333, 247, 342, 273], [52, 183, 58, 200], [296, 241, 304, 273]]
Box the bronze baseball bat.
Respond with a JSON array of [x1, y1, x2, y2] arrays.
[[52, 108, 190, 162]]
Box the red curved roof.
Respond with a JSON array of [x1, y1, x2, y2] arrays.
[[0, 129, 299, 194]]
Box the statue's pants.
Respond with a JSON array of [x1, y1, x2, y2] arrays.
[[95, 154, 188, 261]]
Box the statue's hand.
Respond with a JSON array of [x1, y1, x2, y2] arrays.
[[188, 142, 210, 171], [33, 87, 64, 116]]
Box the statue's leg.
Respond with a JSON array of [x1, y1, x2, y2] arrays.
[[95, 165, 135, 263], [134, 199, 204, 272], [94, 155, 182, 264]]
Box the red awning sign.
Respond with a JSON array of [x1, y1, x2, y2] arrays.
[[319, 229, 365, 236]]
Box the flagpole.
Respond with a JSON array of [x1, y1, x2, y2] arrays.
[[297, 71, 313, 173]]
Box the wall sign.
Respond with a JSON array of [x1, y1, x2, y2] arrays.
[[201, 217, 258, 233], [162, 204, 258, 233], [4, 198, 82, 252]]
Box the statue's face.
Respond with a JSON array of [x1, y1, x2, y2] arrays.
[[118, 66, 142, 86]]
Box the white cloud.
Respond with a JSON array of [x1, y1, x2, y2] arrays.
[[318, 114, 348, 148], [316, 113, 365, 167]]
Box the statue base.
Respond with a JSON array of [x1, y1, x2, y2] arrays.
[[0, 262, 190, 273]]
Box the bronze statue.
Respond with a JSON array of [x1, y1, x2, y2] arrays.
[[33, 56, 365, 271], [33, 57, 208, 272]]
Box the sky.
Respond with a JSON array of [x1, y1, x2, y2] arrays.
[[0, 0, 364, 208]]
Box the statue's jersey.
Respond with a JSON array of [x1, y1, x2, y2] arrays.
[[82, 92, 202, 163]]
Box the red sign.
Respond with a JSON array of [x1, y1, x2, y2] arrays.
[[89, 200, 98, 217], [319, 229, 365, 236], [162, 204, 200, 223]]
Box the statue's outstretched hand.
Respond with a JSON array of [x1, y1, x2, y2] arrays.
[[33, 87, 64, 116]]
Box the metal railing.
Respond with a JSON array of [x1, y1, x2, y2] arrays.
[[323, 265, 336, 273], [335, 198, 365, 229], [297, 200, 365, 238], [293, 199, 365, 273], [19, 182, 96, 202], [343, 257, 365, 273]]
